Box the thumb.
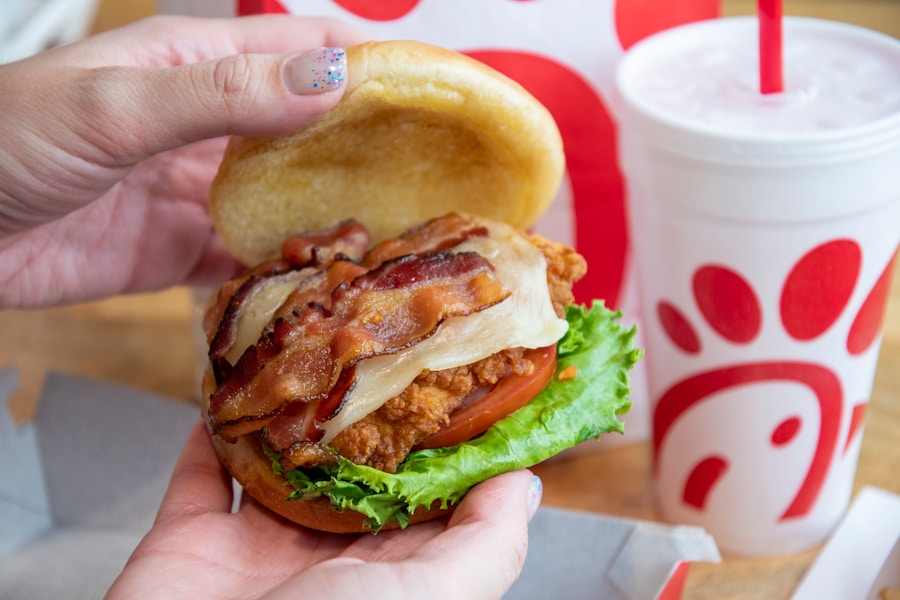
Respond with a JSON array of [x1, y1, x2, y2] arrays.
[[81, 47, 349, 161]]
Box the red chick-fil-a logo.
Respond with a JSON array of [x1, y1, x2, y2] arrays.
[[654, 240, 897, 520]]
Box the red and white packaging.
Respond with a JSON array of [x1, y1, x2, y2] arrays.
[[156, 0, 721, 450]]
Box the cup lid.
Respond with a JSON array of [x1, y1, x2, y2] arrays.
[[614, 17, 900, 166]]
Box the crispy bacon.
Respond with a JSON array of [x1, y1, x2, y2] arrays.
[[206, 221, 380, 384], [273, 367, 357, 447], [203, 260, 292, 344], [362, 213, 489, 269], [281, 220, 371, 267], [271, 260, 368, 325], [208, 264, 293, 365], [209, 250, 509, 437], [206, 220, 375, 363], [328, 252, 510, 364], [205, 214, 509, 450]]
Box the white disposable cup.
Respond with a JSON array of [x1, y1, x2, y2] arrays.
[[615, 17, 900, 556]]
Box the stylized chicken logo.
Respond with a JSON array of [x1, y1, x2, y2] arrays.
[[652, 240, 896, 538]]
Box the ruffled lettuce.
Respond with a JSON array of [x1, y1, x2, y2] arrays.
[[270, 301, 641, 532]]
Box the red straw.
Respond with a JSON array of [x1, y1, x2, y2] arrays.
[[758, 0, 784, 94]]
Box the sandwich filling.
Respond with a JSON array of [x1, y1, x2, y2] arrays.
[[204, 213, 586, 473]]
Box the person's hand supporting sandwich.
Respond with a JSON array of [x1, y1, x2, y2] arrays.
[[106, 421, 541, 600], [0, 16, 545, 600]]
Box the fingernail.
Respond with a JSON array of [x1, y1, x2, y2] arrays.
[[283, 47, 347, 95], [526, 475, 543, 521]]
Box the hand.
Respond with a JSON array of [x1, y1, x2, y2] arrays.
[[0, 16, 370, 308], [105, 421, 541, 600]]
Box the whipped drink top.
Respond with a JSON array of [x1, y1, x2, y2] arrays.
[[622, 18, 900, 135]]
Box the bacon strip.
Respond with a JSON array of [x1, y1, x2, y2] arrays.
[[206, 214, 509, 448], [281, 219, 370, 267], [271, 260, 368, 325], [208, 265, 292, 361], [263, 365, 358, 464], [203, 260, 292, 348], [362, 213, 489, 269], [209, 250, 509, 436], [206, 220, 376, 368]]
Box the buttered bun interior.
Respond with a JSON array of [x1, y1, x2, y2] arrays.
[[209, 40, 565, 267]]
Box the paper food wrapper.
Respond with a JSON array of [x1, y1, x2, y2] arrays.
[[154, 0, 721, 449], [0, 0, 99, 63], [793, 486, 900, 600], [0, 368, 719, 599]]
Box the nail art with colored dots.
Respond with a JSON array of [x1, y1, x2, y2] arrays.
[[284, 47, 347, 95]]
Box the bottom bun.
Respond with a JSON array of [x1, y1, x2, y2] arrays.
[[203, 370, 453, 533]]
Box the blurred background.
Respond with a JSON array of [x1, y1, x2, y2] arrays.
[[1, 0, 898, 64], [89, 0, 900, 37]]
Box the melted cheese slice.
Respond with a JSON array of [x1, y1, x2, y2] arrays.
[[223, 270, 309, 366], [320, 222, 567, 443], [230, 221, 568, 445]]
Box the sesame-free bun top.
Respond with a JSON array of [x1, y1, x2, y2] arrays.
[[210, 40, 565, 266]]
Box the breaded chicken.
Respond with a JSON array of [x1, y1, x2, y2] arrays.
[[329, 235, 585, 472]]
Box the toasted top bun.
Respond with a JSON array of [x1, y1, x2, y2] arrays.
[[210, 40, 565, 266]]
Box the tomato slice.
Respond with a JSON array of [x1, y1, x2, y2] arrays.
[[415, 345, 558, 450]]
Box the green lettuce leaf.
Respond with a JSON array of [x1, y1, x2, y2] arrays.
[[274, 301, 641, 532]]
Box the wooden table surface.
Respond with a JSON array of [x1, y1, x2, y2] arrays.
[[3, 2, 899, 599]]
